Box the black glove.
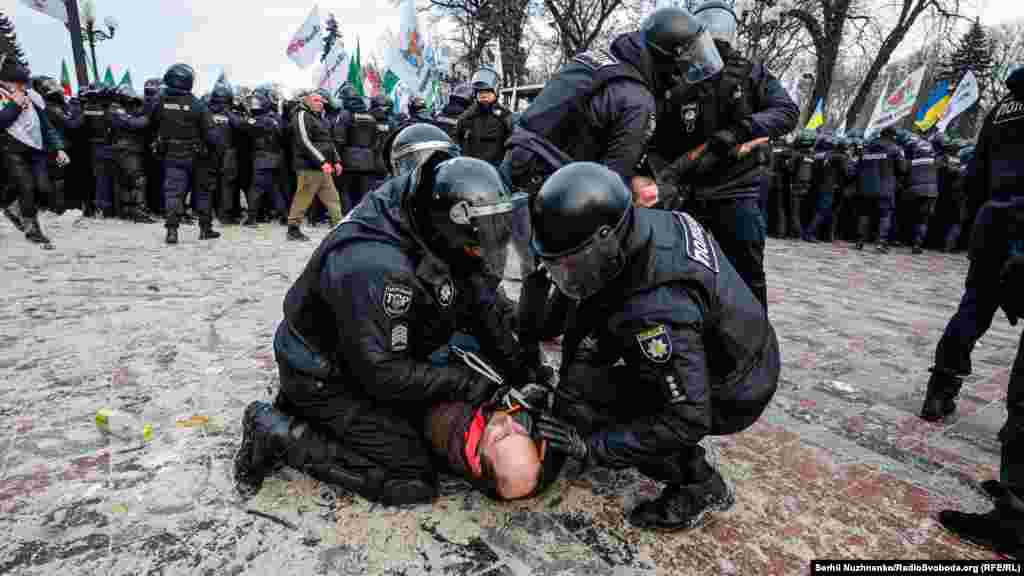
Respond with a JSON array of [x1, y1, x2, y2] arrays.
[[708, 129, 739, 158], [461, 375, 499, 406], [1000, 255, 1024, 326], [536, 414, 591, 461]]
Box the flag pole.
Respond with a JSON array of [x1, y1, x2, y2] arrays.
[[64, 0, 90, 88]]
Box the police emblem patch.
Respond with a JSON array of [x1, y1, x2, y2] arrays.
[[437, 279, 455, 308], [636, 325, 672, 364], [681, 103, 699, 133], [382, 284, 413, 318], [675, 212, 719, 273], [391, 323, 409, 353]]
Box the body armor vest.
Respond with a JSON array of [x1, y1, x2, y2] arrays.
[[343, 112, 377, 172]]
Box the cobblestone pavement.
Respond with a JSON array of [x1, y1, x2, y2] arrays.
[[0, 211, 1015, 575]]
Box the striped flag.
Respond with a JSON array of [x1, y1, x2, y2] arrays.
[[805, 98, 825, 130], [60, 59, 73, 96]]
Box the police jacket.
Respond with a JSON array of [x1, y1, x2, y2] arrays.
[[82, 98, 111, 146], [937, 150, 965, 211], [770, 143, 791, 190], [338, 100, 377, 173], [813, 141, 847, 198], [291, 102, 338, 171], [855, 137, 903, 199], [456, 102, 512, 166], [902, 139, 938, 199], [433, 100, 466, 139], [370, 107, 393, 175], [149, 89, 208, 159], [972, 90, 1024, 203], [239, 111, 282, 166], [560, 208, 779, 467], [788, 146, 815, 194], [206, 104, 241, 155], [505, 31, 658, 189], [0, 90, 64, 155], [108, 103, 149, 153], [279, 174, 522, 406], [648, 41, 799, 200]]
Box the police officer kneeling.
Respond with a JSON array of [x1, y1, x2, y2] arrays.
[[533, 163, 780, 531], [234, 154, 534, 506]]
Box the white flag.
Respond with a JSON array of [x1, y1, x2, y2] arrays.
[[318, 42, 350, 95], [780, 73, 801, 108], [935, 70, 979, 133], [286, 5, 322, 69], [386, 0, 432, 99], [865, 65, 927, 135], [493, 36, 503, 86], [18, 0, 68, 24]]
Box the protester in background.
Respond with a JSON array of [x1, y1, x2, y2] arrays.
[[287, 89, 343, 241]]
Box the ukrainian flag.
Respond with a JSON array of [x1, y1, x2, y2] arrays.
[[805, 98, 825, 130], [915, 79, 951, 132]]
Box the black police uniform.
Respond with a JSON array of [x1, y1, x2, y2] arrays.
[[143, 80, 164, 214], [555, 207, 779, 529], [832, 141, 860, 242], [647, 41, 799, 307], [899, 137, 939, 251], [151, 88, 216, 234], [108, 99, 153, 220], [768, 141, 792, 237], [805, 138, 848, 242], [206, 99, 244, 223], [83, 92, 117, 216], [267, 174, 521, 504], [935, 146, 969, 252], [369, 102, 394, 190], [238, 105, 283, 225], [433, 101, 465, 139], [338, 98, 377, 210], [922, 75, 1024, 424], [853, 135, 904, 250], [456, 101, 512, 167], [786, 140, 815, 238]]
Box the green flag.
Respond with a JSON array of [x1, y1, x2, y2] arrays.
[[103, 66, 115, 87], [347, 38, 364, 97], [119, 70, 132, 88], [382, 69, 399, 96], [60, 59, 72, 96]]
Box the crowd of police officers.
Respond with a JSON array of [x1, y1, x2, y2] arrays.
[[3, 0, 1023, 557]]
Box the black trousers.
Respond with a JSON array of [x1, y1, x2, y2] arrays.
[[4, 148, 51, 220], [686, 197, 768, 309], [1002, 327, 1024, 494]]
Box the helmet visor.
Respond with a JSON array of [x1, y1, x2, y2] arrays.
[[541, 224, 625, 301], [678, 29, 724, 84], [472, 68, 499, 91], [449, 192, 528, 278], [392, 141, 461, 176], [696, 6, 737, 45]]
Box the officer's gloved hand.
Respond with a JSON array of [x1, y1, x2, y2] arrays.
[[460, 376, 499, 406], [1000, 255, 1024, 326], [537, 414, 594, 463]]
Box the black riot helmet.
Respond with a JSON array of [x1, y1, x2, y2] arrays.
[[642, 7, 724, 84], [163, 63, 195, 92], [248, 91, 271, 114], [210, 83, 233, 106], [338, 84, 359, 102], [408, 96, 428, 116], [471, 66, 499, 93], [450, 83, 474, 107], [531, 162, 632, 301], [33, 76, 64, 100], [693, 0, 738, 47], [144, 78, 162, 98], [389, 123, 461, 177], [411, 156, 528, 277], [115, 84, 143, 106]]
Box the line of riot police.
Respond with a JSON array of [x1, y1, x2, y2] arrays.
[[766, 127, 978, 254]]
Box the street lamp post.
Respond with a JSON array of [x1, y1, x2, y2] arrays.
[[82, 14, 118, 83]]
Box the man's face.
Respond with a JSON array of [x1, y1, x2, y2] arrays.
[[477, 90, 496, 105], [306, 94, 324, 113], [479, 411, 541, 499]]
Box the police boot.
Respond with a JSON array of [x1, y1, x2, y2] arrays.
[[938, 489, 1024, 558], [23, 217, 53, 249], [920, 369, 964, 422], [3, 200, 24, 232], [287, 225, 310, 242], [876, 240, 890, 254], [234, 401, 289, 496], [199, 216, 220, 240], [165, 226, 179, 245], [125, 207, 156, 224], [629, 468, 735, 531]]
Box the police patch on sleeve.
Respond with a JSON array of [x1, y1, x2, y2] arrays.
[[382, 284, 414, 318], [573, 49, 618, 70], [437, 278, 455, 309], [391, 323, 409, 353], [663, 374, 687, 404], [675, 212, 719, 274], [636, 325, 672, 364]]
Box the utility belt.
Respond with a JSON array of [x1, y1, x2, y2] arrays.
[[155, 138, 204, 156]]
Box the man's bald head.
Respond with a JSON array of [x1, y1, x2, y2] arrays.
[[480, 412, 542, 500]]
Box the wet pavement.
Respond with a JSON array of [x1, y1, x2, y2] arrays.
[[0, 212, 1015, 575]]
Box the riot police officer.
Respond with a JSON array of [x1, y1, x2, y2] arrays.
[[919, 65, 1024, 425], [237, 91, 283, 227], [338, 85, 377, 210], [649, 0, 799, 307], [853, 128, 904, 252], [82, 85, 116, 217], [206, 83, 244, 225], [407, 96, 433, 124], [35, 76, 82, 214], [434, 83, 472, 139], [368, 95, 394, 190], [149, 63, 220, 244], [456, 68, 512, 167], [786, 130, 816, 239], [531, 163, 780, 531], [898, 133, 940, 254], [108, 85, 156, 223], [233, 156, 527, 506], [142, 78, 163, 215], [386, 122, 460, 178], [934, 65, 1024, 556], [805, 134, 848, 242], [768, 138, 792, 238], [503, 6, 710, 377]]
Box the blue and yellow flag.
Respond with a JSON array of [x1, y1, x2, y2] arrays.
[[914, 79, 951, 132], [805, 98, 825, 130]]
